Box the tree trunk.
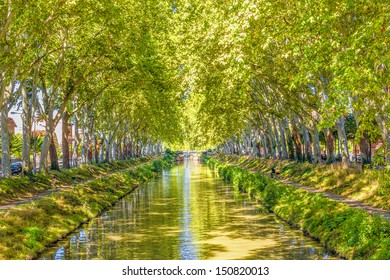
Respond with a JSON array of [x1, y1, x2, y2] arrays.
[[82, 124, 87, 163], [352, 110, 371, 165], [99, 135, 105, 163], [62, 111, 70, 169], [272, 117, 282, 158], [376, 115, 390, 162], [138, 142, 144, 156], [87, 143, 93, 163], [255, 141, 261, 157], [21, 82, 32, 172], [0, 106, 11, 177], [94, 135, 99, 163], [292, 127, 303, 162], [335, 116, 351, 166], [40, 131, 52, 173], [222, 143, 228, 154], [265, 119, 276, 158], [237, 140, 244, 155], [105, 137, 110, 162], [325, 128, 335, 163], [283, 119, 295, 160], [302, 125, 313, 162], [311, 126, 321, 164], [359, 132, 370, 165], [291, 117, 303, 162], [73, 140, 78, 167], [123, 137, 127, 158], [130, 140, 135, 158], [49, 135, 60, 171], [279, 118, 288, 159], [112, 141, 117, 160], [73, 114, 81, 167], [261, 133, 268, 158]]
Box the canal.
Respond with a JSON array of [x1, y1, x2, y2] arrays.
[[41, 160, 336, 260]]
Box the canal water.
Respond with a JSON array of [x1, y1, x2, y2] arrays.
[[41, 160, 336, 260]]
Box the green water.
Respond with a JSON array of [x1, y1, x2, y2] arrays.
[[41, 160, 336, 260]]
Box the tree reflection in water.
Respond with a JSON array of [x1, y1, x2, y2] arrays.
[[41, 159, 337, 260]]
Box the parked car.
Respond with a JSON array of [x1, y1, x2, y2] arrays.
[[10, 162, 23, 175]]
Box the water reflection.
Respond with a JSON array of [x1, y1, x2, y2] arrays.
[[41, 159, 336, 260], [179, 161, 198, 259]]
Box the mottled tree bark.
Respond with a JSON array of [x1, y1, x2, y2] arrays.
[[279, 119, 288, 159], [62, 111, 70, 168], [0, 105, 11, 177], [256, 141, 262, 157], [311, 126, 321, 164], [291, 117, 303, 161], [261, 133, 269, 158], [21, 82, 33, 172], [272, 117, 282, 158], [94, 135, 99, 163], [335, 116, 351, 166], [49, 135, 60, 171], [325, 128, 335, 163], [302, 125, 313, 163], [359, 132, 371, 164], [292, 127, 303, 162], [376, 115, 390, 162]]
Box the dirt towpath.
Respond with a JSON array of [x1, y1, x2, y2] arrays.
[[0, 167, 137, 211], [236, 164, 390, 221]]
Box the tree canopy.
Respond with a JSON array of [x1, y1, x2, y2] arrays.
[[0, 0, 389, 176]]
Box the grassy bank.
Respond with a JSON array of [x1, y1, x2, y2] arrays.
[[216, 154, 390, 211], [205, 156, 390, 260], [0, 158, 152, 205], [0, 155, 174, 260]]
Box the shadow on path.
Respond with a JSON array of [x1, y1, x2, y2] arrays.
[[233, 163, 390, 221]]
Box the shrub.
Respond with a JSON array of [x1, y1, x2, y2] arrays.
[[23, 227, 44, 250]]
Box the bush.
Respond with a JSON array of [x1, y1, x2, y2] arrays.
[[262, 182, 288, 211], [23, 227, 44, 250], [152, 159, 164, 172]]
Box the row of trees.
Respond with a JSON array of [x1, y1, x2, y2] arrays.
[[174, 0, 389, 166], [0, 0, 184, 177], [1, 1, 389, 177]]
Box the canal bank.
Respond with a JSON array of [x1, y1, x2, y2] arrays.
[[0, 156, 175, 260], [0, 157, 152, 206], [204, 157, 390, 260], [41, 160, 336, 260]]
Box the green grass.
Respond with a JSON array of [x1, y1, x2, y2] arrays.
[[205, 156, 390, 260], [216, 154, 390, 211]]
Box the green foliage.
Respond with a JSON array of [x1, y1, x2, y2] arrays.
[[372, 147, 390, 166], [262, 183, 286, 211], [162, 149, 177, 166], [23, 227, 44, 250], [151, 160, 164, 172]]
